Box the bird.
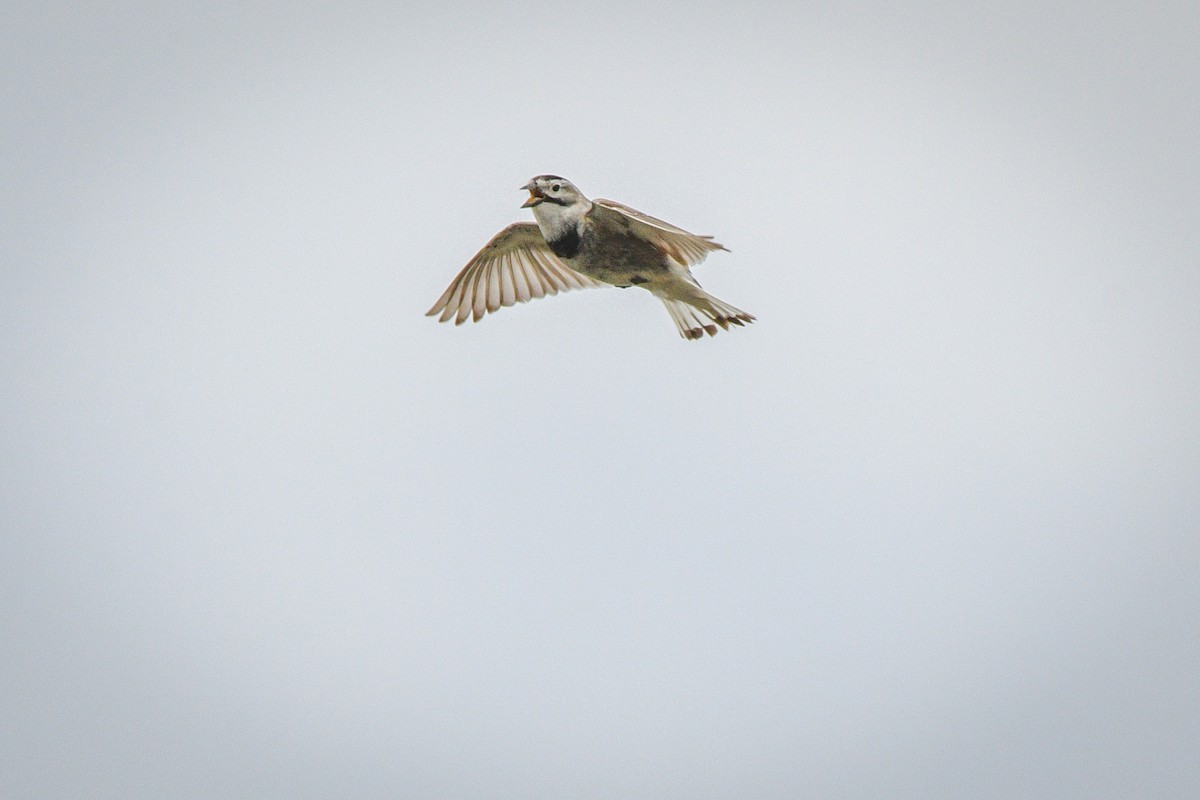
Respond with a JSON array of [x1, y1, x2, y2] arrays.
[[426, 175, 754, 340]]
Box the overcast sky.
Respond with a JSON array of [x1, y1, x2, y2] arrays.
[[3, 2, 1198, 798]]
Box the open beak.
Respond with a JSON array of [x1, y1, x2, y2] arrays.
[[520, 184, 544, 208]]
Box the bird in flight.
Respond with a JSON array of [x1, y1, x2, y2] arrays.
[[427, 176, 754, 340]]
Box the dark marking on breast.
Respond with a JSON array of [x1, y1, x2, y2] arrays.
[[546, 226, 581, 259], [629, 275, 648, 285]]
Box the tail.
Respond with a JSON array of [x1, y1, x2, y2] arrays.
[[652, 282, 755, 341]]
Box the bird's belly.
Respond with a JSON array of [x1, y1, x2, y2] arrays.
[[576, 265, 653, 287], [568, 240, 667, 287]]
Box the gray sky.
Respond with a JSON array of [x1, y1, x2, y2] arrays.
[[3, 2, 1198, 798]]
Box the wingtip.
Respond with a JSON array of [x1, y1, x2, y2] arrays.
[[700, 235, 730, 252]]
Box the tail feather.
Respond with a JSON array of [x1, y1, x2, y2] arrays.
[[655, 286, 755, 341]]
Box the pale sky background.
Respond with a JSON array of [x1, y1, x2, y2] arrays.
[[3, 2, 1198, 798]]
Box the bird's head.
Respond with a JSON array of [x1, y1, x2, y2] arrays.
[[521, 175, 587, 209]]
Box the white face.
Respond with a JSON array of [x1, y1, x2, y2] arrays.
[[521, 175, 585, 209], [522, 175, 590, 241]]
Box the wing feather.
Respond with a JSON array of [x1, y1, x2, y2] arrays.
[[470, 259, 488, 322], [498, 252, 516, 307], [486, 255, 502, 313], [593, 198, 728, 267], [511, 253, 532, 302], [427, 222, 603, 324]]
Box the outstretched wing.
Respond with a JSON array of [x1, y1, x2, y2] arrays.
[[427, 222, 604, 325], [593, 199, 729, 267]]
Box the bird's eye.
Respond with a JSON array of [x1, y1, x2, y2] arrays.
[[551, 184, 561, 192]]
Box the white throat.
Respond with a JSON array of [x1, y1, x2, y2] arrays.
[[531, 198, 591, 244]]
